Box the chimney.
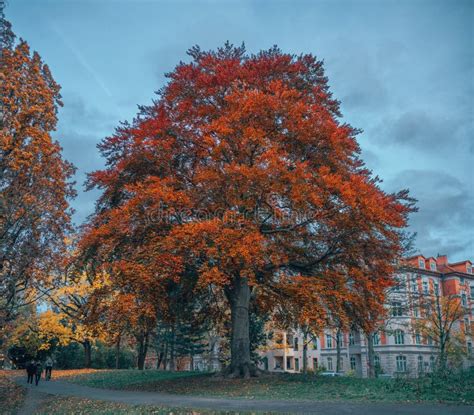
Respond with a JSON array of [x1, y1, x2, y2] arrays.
[[437, 254, 448, 267]]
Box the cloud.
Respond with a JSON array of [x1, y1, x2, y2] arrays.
[[374, 110, 467, 150], [57, 93, 116, 133], [327, 41, 389, 113], [387, 169, 473, 261]]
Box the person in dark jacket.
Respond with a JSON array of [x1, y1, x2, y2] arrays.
[[35, 361, 43, 386], [26, 360, 36, 384]]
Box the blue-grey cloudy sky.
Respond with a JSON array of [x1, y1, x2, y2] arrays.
[[7, 0, 473, 261]]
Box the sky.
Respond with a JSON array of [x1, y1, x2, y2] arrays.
[[6, 0, 474, 262]]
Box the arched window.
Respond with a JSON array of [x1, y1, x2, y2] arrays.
[[394, 329, 405, 345], [326, 334, 333, 348]]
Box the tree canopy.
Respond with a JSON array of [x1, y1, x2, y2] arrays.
[[81, 43, 415, 377]]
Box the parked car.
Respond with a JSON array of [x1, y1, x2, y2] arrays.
[[320, 371, 344, 377]]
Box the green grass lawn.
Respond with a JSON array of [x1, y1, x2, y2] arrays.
[[64, 369, 474, 404], [65, 369, 205, 390]]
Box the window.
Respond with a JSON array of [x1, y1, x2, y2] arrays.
[[470, 285, 474, 299], [336, 332, 343, 347], [327, 357, 333, 371], [418, 258, 425, 269], [295, 358, 300, 371], [374, 355, 381, 372], [434, 282, 439, 295], [414, 331, 421, 344], [394, 275, 405, 291], [422, 280, 429, 294], [468, 265, 472, 274], [349, 332, 355, 346], [373, 332, 380, 346], [326, 334, 333, 348], [429, 356, 435, 370], [468, 342, 473, 356], [294, 337, 299, 351], [350, 356, 356, 370], [462, 293, 467, 307], [286, 357, 293, 370], [312, 338, 318, 349], [394, 329, 405, 345], [396, 355, 407, 372], [411, 275, 418, 292], [413, 306, 419, 318], [392, 302, 403, 317], [313, 358, 318, 369], [430, 261, 436, 271], [427, 335, 433, 346], [417, 356, 423, 372], [338, 357, 344, 371], [464, 318, 470, 333]]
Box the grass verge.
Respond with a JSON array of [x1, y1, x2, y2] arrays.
[[35, 396, 265, 415], [0, 370, 26, 414], [63, 369, 474, 404]]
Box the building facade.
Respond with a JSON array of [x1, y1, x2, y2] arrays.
[[259, 254, 473, 377]]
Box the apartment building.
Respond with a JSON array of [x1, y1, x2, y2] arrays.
[[259, 254, 473, 377]]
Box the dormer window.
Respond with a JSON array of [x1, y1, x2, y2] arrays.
[[430, 261, 436, 271], [418, 258, 425, 269], [468, 265, 473, 274]]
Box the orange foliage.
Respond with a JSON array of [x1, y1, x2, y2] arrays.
[[0, 34, 75, 320], [81, 44, 415, 369]]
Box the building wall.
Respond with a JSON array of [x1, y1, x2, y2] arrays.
[[259, 255, 474, 377]]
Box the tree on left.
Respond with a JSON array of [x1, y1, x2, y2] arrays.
[[0, 5, 75, 331]]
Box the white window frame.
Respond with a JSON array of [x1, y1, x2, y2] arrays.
[[327, 357, 333, 371], [394, 329, 405, 345], [326, 334, 333, 349], [396, 355, 407, 372]]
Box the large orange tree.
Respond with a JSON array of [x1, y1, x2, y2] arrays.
[[0, 14, 75, 323], [83, 44, 414, 377]]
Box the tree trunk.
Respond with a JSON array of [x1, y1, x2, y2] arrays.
[[336, 328, 341, 373], [83, 340, 92, 368], [115, 335, 121, 369], [137, 332, 149, 370], [438, 337, 447, 374], [226, 276, 254, 378], [169, 325, 176, 371], [162, 341, 168, 370], [302, 329, 308, 374], [366, 332, 375, 378], [157, 350, 164, 370]]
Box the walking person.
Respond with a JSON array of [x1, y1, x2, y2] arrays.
[[35, 361, 43, 386], [26, 359, 36, 384], [45, 356, 53, 380]]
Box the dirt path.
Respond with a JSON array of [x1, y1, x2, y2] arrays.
[[12, 376, 473, 415]]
